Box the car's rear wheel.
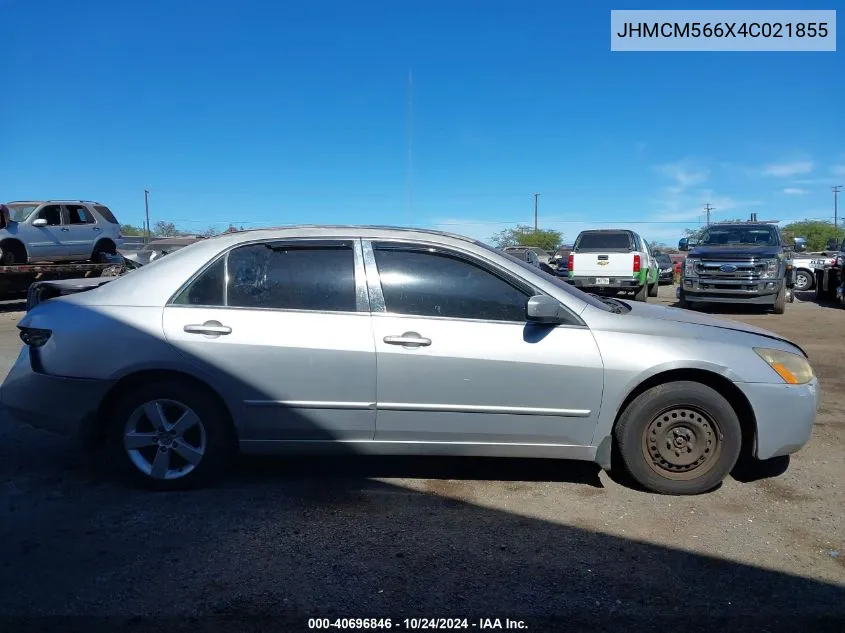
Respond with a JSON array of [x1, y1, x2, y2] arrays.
[[90, 239, 117, 263], [106, 380, 233, 490], [794, 269, 813, 292], [633, 283, 648, 302], [613, 381, 742, 495], [648, 280, 658, 297]]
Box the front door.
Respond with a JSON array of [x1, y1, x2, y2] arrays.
[[161, 238, 377, 443], [26, 204, 64, 260], [365, 240, 605, 448]]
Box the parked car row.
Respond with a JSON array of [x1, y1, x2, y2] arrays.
[[1, 225, 819, 497]]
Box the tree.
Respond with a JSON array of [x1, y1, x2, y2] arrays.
[[650, 241, 672, 253], [153, 221, 179, 237], [683, 218, 746, 242], [781, 220, 845, 252], [120, 224, 145, 236], [490, 225, 563, 251]]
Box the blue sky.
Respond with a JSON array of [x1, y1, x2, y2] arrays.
[[1, 0, 843, 246]]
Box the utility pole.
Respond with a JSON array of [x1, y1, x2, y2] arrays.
[[534, 193, 540, 231], [704, 203, 713, 226], [833, 185, 842, 229], [144, 189, 150, 245], [406, 69, 414, 226]]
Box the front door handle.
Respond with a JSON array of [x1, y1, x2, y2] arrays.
[[184, 320, 232, 336], [383, 332, 431, 348], [60, 227, 70, 232]]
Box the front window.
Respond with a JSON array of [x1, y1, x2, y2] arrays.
[[698, 226, 778, 246], [5, 204, 39, 222]]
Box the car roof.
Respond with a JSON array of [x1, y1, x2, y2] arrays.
[[5, 199, 105, 205]]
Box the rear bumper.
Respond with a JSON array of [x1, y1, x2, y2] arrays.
[[570, 276, 641, 290], [737, 378, 820, 460], [0, 347, 114, 438]]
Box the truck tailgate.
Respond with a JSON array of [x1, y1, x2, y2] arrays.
[[571, 252, 635, 278]]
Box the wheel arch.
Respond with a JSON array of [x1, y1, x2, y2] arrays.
[[87, 369, 239, 449], [0, 237, 29, 263], [595, 367, 756, 471]]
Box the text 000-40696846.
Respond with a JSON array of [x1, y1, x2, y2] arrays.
[[610, 9, 836, 52]]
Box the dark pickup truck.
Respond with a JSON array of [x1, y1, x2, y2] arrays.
[[676, 220, 805, 315]]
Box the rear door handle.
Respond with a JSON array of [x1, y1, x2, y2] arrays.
[[383, 332, 431, 347], [60, 227, 70, 232], [184, 320, 232, 336], [93, 227, 102, 232]]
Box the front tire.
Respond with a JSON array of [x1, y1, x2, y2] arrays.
[[772, 283, 786, 314], [105, 380, 233, 490], [613, 381, 742, 495]]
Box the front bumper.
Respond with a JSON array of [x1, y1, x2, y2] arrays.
[[570, 276, 641, 290], [0, 346, 114, 438], [681, 277, 781, 303], [737, 377, 820, 460]]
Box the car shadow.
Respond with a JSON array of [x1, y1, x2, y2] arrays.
[[1, 294, 841, 629]]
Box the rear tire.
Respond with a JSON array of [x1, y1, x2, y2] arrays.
[[794, 269, 813, 292], [613, 381, 742, 495], [105, 380, 234, 490], [634, 283, 648, 302], [772, 283, 786, 314], [90, 239, 117, 263], [648, 280, 659, 297]]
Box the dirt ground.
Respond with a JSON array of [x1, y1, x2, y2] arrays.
[[0, 287, 842, 632]]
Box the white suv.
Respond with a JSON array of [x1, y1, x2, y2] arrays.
[[0, 200, 125, 265]]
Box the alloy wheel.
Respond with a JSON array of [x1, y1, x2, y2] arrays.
[[123, 399, 207, 480]]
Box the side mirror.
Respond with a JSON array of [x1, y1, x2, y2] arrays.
[[526, 295, 566, 324], [678, 238, 689, 252], [32, 218, 48, 228]]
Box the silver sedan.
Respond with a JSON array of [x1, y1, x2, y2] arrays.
[[0, 226, 820, 495]]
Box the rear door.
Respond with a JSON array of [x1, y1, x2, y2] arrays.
[[161, 238, 377, 443], [62, 204, 98, 258]]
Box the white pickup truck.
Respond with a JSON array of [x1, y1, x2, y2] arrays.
[[567, 229, 659, 301]]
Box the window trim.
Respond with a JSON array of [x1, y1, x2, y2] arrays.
[[166, 237, 370, 314], [364, 238, 582, 326], [64, 204, 96, 225]]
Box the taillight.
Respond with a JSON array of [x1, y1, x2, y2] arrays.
[[568, 254, 574, 270], [18, 326, 52, 347], [633, 254, 641, 273]]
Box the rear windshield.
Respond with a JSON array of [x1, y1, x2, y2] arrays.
[[655, 254, 672, 265], [575, 232, 633, 251], [93, 205, 119, 224]]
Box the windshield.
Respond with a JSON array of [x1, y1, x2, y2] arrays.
[[5, 203, 39, 222], [491, 246, 617, 312], [575, 231, 633, 251], [699, 226, 778, 246]]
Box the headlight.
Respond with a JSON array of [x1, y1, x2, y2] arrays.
[[760, 258, 779, 279], [754, 347, 814, 384], [684, 258, 698, 277]]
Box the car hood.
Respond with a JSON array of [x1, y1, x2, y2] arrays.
[[687, 245, 780, 259], [620, 300, 806, 356]]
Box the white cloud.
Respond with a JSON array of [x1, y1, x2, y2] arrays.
[[654, 160, 710, 188], [761, 161, 813, 177], [783, 188, 807, 195]]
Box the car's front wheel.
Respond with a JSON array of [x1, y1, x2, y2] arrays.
[[106, 380, 234, 490], [613, 381, 742, 495]]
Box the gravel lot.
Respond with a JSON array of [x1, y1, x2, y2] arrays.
[[0, 287, 843, 632]]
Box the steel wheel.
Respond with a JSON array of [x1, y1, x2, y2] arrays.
[[641, 406, 722, 481], [794, 270, 813, 292], [123, 399, 207, 481]]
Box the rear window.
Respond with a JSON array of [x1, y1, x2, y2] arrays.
[[575, 232, 633, 250], [92, 205, 118, 224]]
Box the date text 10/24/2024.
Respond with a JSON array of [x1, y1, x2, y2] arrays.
[[308, 618, 528, 630]]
